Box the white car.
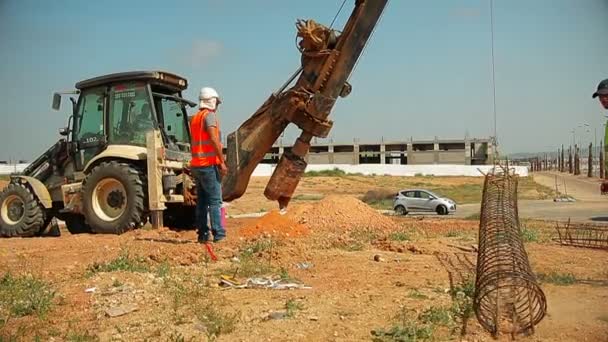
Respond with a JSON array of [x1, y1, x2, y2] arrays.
[[393, 189, 456, 216]]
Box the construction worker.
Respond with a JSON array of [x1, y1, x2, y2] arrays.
[[189, 87, 227, 243], [593, 79, 608, 110], [594, 79, 608, 179]]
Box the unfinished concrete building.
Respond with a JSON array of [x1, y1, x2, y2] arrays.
[[259, 138, 495, 165]]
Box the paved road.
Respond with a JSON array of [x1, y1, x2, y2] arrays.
[[425, 172, 608, 222]]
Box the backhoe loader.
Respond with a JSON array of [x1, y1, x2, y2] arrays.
[[0, 0, 388, 237]]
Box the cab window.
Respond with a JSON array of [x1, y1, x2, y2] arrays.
[[74, 87, 105, 144], [108, 83, 155, 146]]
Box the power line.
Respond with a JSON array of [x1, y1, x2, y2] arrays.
[[489, 0, 498, 147]]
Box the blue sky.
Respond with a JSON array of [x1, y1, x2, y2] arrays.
[[0, 0, 607, 160]]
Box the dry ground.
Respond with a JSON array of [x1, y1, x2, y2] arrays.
[[0, 176, 606, 341]]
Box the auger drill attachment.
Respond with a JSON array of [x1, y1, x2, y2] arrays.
[[222, 0, 388, 209]]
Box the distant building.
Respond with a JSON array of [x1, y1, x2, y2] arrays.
[[262, 137, 495, 165]]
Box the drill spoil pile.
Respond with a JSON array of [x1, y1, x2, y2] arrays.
[[290, 195, 395, 232], [240, 210, 309, 239], [474, 167, 546, 337]]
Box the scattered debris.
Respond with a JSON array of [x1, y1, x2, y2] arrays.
[[85, 287, 97, 293], [373, 254, 385, 262], [105, 303, 139, 317], [295, 262, 314, 270], [268, 311, 288, 320], [219, 276, 311, 290], [308, 316, 319, 321]]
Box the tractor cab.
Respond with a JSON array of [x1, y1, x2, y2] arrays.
[[53, 71, 195, 171]]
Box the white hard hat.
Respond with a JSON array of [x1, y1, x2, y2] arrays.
[[199, 87, 221, 102]]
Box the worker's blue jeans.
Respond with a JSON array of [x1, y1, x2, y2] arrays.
[[192, 165, 226, 242]]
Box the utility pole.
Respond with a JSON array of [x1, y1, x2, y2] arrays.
[[600, 140, 605, 179], [588, 142, 593, 178], [568, 146, 573, 174]]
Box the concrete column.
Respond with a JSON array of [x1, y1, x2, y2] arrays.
[[407, 143, 414, 165], [433, 137, 439, 164], [487, 141, 495, 165], [380, 144, 386, 164], [328, 144, 334, 164], [465, 139, 472, 165], [353, 144, 360, 165]]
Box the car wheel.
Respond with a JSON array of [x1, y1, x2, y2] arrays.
[[436, 205, 448, 216], [395, 205, 407, 216]]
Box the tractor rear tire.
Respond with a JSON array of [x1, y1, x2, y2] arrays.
[[0, 183, 46, 237], [82, 161, 147, 234], [64, 214, 92, 234]]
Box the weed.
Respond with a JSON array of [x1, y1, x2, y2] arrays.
[[449, 280, 475, 335], [420, 306, 454, 326], [240, 239, 274, 258], [167, 331, 189, 342], [407, 289, 428, 300], [537, 272, 577, 285], [350, 228, 380, 243], [293, 194, 324, 201], [87, 250, 149, 275], [464, 212, 480, 221], [372, 307, 434, 342], [0, 272, 55, 323], [304, 168, 347, 177], [156, 261, 171, 278], [195, 304, 239, 340], [520, 227, 539, 242], [389, 231, 410, 241], [285, 299, 304, 318], [65, 330, 98, 342], [111, 279, 123, 287], [445, 230, 464, 238]]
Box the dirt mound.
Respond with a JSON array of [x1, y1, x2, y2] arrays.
[[290, 195, 396, 232], [239, 210, 309, 239]]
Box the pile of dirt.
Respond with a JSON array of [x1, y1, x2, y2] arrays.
[[290, 195, 396, 232], [239, 210, 309, 239]]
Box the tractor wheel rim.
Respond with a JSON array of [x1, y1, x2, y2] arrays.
[[92, 178, 127, 222], [1, 195, 25, 225]]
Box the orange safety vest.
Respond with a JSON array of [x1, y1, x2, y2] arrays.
[[190, 109, 222, 167]]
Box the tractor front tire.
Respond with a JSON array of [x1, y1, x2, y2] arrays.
[[0, 183, 46, 237], [82, 161, 147, 234]]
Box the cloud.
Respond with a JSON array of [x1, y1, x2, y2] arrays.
[[181, 39, 223, 68]]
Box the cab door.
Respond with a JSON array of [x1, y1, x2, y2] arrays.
[[72, 86, 107, 171]]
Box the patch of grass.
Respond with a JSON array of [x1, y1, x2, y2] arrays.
[[407, 289, 428, 300], [65, 331, 98, 342], [0, 273, 55, 323], [537, 272, 577, 286], [350, 228, 380, 243], [240, 239, 275, 258], [519, 177, 555, 200], [304, 168, 347, 177], [155, 261, 171, 278], [0, 175, 9, 181], [420, 306, 454, 326], [371, 307, 434, 342], [293, 194, 324, 201], [445, 230, 465, 238], [449, 279, 475, 335], [464, 212, 480, 221], [285, 298, 304, 318], [195, 304, 239, 340], [389, 231, 411, 242], [520, 227, 539, 242], [87, 250, 149, 275]]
